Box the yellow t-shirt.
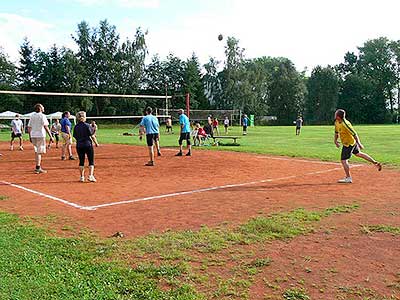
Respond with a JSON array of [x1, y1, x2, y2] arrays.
[[335, 118, 357, 146]]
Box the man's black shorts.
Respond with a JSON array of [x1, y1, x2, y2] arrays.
[[179, 132, 191, 145], [146, 133, 159, 147], [341, 144, 360, 160], [11, 132, 22, 139]]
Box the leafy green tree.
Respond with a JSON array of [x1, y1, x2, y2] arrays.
[[203, 57, 222, 108], [0, 49, 22, 112], [267, 58, 306, 124], [338, 74, 374, 123], [358, 37, 396, 117], [183, 53, 207, 109], [305, 66, 339, 124]]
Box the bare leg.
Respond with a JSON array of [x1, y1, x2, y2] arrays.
[[355, 152, 381, 170], [79, 166, 85, 177], [89, 165, 94, 177], [341, 159, 351, 178], [68, 144, 73, 157], [355, 152, 376, 164], [35, 153, 42, 168], [155, 140, 161, 155], [62, 143, 66, 158], [148, 145, 154, 162]]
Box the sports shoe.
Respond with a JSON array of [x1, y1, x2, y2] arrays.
[[186, 152, 192, 156], [175, 152, 183, 156], [61, 156, 66, 161], [338, 177, 352, 184], [145, 161, 155, 166], [69, 156, 76, 160], [157, 151, 162, 157], [10, 145, 13, 151], [88, 175, 97, 182], [79, 176, 85, 182], [375, 162, 382, 171], [35, 168, 47, 174], [19, 146, 24, 151]]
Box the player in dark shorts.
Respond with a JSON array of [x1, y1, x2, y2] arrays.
[[176, 109, 192, 156], [295, 116, 303, 135], [139, 107, 161, 166], [334, 109, 382, 183]]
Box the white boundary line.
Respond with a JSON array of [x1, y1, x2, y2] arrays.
[[0, 180, 86, 210], [0, 165, 364, 211]]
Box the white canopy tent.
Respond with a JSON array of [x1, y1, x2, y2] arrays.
[[0, 111, 19, 119]]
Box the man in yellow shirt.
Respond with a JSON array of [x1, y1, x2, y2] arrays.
[[334, 109, 382, 183]]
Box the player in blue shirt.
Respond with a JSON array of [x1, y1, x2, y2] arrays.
[[139, 107, 161, 166], [175, 109, 192, 156], [60, 111, 76, 160]]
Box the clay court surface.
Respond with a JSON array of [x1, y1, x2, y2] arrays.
[[1, 142, 400, 297], [0, 142, 398, 237]]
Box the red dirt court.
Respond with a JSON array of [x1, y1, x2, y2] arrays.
[[0, 142, 398, 237]]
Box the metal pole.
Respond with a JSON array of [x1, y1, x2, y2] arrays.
[[186, 93, 190, 117]]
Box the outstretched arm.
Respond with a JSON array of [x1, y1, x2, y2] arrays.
[[334, 133, 340, 148]]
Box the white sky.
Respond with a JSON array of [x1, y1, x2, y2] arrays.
[[1, 0, 399, 71]]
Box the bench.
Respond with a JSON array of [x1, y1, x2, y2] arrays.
[[212, 136, 240, 145]]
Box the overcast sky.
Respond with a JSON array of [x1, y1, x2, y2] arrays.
[[1, 0, 399, 71]]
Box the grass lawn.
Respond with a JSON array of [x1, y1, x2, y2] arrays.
[[2, 124, 398, 165]]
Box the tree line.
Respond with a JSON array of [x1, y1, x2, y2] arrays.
[[0, 19, 399, 124]]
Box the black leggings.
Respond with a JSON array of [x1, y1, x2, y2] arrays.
[[77, 146, 94, 166]]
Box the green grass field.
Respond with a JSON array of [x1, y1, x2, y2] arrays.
[[2, 124, 398, 165]]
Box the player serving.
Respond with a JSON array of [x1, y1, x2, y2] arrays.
[[139, 107, 162, 166], [334, 109, 382, 183]]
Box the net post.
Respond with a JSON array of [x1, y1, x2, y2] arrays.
[[186, 93, 190, 117]]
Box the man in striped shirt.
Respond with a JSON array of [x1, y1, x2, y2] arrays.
[[334, 109, 382, 183]]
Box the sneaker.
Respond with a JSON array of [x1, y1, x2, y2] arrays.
[[19, 146, 24, 151], [338, 177, 352, 184], [35, 168, 47, 174], [157, 151, 162, 157], [175, 152, 183, 156], [69, 156, 76, 160], [61, 156, 66, 161], [145, 161, 155, 166], [88, 175, 97, 182], [375, 162, 382, 171], [79, 176, 85, 182], [186, 152, 192, 156], [10, 145, 13, 151]]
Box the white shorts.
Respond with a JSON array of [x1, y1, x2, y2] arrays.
[[31, 137, 47, 154]]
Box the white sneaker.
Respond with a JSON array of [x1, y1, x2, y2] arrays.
[[338, 177, 352, 184], [79, 176, 85, 182], [19, 146, 24, 151], [10, 145, 13, 151], [88, 175, 97, 182]]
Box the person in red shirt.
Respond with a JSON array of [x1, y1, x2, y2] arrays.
[[193, 123, 207, 146], [212, 118, 219, 135]]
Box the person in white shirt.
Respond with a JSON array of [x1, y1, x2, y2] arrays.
[[223, 116, 230, 134], [27, 104, 54, 174], [48, 119, 62, 149], [10, 114, 24, 151]]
